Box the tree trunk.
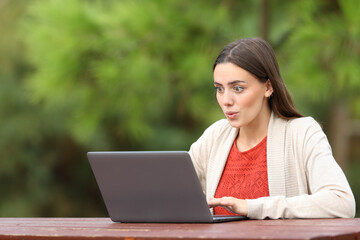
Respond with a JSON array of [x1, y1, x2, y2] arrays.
[[260, 0, 269, 41], [327, 101, 350, 169]]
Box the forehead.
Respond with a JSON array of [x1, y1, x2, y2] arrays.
[[213, 62, 258, 84]]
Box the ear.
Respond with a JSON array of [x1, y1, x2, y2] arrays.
[[264, 79, 273, 98]]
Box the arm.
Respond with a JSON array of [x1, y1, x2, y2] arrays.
[[188, 134, 207, 191], [247, 119, 355, 219], [188, 120, 226, 191], [189, 119, 235, 194]]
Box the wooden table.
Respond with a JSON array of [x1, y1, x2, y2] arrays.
[[0, 218, 359, 240]]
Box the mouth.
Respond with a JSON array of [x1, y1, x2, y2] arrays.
[[225, 111, 239, 119]]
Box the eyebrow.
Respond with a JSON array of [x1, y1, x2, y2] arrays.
[[213, 80, 246, 86]]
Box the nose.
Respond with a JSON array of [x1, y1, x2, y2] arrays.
[[219, 90, 234, 107]]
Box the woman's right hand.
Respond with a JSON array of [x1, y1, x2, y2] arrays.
[[208, 196, 248, 216]]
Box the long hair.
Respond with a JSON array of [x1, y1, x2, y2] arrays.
[[213, 37, 303, 120]]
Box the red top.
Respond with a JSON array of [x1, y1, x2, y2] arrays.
[[214, 136, 269, 215]]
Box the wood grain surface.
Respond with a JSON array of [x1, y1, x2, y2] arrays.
[[0, 218, 359, 240]]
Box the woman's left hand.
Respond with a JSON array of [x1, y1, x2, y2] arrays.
[[208, 197, 248, 216]]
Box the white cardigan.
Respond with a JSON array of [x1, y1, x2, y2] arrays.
[[189, 112, 355, 219]]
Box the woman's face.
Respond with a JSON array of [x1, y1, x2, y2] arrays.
[[213, 62, 273, 129]]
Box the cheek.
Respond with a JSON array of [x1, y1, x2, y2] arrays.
[[216, 93, 222, 105], [238, 95, 253, 108], [238, 90, 264, 108]]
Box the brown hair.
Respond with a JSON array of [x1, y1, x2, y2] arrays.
[[213, 37, 303, 119]]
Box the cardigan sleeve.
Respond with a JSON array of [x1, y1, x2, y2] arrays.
[[188, 119, 229, 191], [247, 118, 356, 219], [188, 131, 208, 191]]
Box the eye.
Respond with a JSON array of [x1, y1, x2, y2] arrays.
[[215, 86, 224, 93], [233, 86, 243, 92]]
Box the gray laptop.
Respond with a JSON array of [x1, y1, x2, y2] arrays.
[[87, 151, 247, 223]]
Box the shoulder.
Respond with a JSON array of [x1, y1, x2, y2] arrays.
[[269, 113, 320, 136], [269, 114, 325, 146], [287, 116, 320, 129], [206, 118, 232, 131], [285, 116, 329, 151], [203, 119, 234, 136], [196, 119, 236, 143], [189, 119, 236, 167]]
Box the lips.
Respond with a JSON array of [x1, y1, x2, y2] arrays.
[[225, 111, 239, 119]]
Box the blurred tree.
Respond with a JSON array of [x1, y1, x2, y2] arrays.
[[3, 0, 358, 218], [0, 0, 261, 216], [0, 0, 45, 216], [0, 0, 102, 217], [22, 0, 258, 152], [278, 0, 360, 167]]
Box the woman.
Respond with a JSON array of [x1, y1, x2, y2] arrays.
[[189, 37, 355, 219]]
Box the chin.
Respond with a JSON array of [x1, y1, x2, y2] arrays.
[[227, 119, 244, 129]]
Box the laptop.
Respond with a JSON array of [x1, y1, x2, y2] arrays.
[[87, 151, 248, 223]]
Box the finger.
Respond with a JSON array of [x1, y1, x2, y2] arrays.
[[208, 198, 222, 208], [208, 197, 233, 208], [218, 197, 234, 206]]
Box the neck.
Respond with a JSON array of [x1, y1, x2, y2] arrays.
[[237, 107, 271, 152]]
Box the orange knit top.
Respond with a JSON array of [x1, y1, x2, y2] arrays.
[[214, 136, 269, 215]]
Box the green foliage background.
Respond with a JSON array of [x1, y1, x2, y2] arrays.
[[0, 0, 359, 217]]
